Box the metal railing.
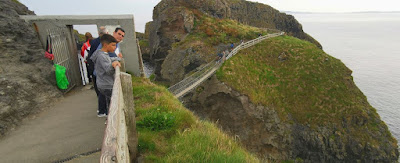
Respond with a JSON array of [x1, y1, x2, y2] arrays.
[[48, 27, 78, 92], [100, 66, 137, 163], [168, 32, 285, 98]]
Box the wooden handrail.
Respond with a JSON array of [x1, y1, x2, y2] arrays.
[[100, 66, 137, 163]]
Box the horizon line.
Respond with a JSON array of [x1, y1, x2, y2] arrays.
[[283, 11, 400, 14]]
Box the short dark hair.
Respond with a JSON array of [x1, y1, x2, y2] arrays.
[[114, 27, 125, 33], [100, 34, 117, 45]]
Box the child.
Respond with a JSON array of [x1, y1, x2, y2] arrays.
[[90, 34, 121, 116]]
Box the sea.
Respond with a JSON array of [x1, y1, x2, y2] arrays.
[[292, 12, 400, 150]]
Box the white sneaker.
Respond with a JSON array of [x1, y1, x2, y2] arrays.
[[97, 113, 107, 118]]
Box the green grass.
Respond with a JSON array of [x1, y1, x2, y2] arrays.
[[137, 106, 176, 131], [187, 10, 269, 46], [169, 8, 271, 63], [149, 74, 156, 81], [12, 0, 22, 5], [139, 40, 149, 49], [216, 35, 397, 146], [132, 77, 260, 162], [73, 30, 86, 43]]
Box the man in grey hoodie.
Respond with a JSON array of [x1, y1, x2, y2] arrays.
[[90, 34, 121, 116]]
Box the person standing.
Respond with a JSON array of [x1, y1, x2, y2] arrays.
[[96, 27, 125, 59], [81, 32, 93, 59], [89, 27, 125, 117], [86, 27, 109, 117], [79, 32, 93, 85], [222, 50, 228, 63], [87, 26, 108, 81], [90, 34, 121, 117]]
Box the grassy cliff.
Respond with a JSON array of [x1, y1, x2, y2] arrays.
[[214, 35, 398, 160], [147, 0, 398, 160], [159, 7, 274, 84], [132, 77, 259, 162], [178, 9, 269, 47]]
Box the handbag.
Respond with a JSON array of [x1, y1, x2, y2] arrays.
[[45, 35, 55, 61]]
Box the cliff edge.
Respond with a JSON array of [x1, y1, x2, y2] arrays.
[[183, 36, 399, 162]]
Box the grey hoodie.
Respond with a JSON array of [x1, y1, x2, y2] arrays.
[[90, 49, 119, 90]]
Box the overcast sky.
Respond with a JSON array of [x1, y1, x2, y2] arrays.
[[19, 0, 399, 35]]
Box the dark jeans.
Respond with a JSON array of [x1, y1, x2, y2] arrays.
[[99, 88, 112, 115], [93, 76, 107, 115], [86, 62, 92, 82]]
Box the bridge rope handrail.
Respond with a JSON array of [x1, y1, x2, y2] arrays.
[[168, 31, 285, 98]]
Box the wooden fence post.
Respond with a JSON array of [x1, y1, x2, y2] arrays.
[[120, 73, 138, 162]]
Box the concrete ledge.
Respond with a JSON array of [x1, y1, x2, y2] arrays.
[[20, 15, 134, 21]]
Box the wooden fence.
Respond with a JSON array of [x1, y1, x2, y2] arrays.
[[100, 66, 137, 163]]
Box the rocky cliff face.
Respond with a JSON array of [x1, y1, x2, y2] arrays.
[[154, 0, 321, 47], [0, 0, 61, 136], [137, 25, 151, 61], [148, 0, 321, 83], [148, 5, 196, 81], [183, 76, 399, 162], [183, 76, 292, 160]]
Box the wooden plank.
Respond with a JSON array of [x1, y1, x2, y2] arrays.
[[121, 73, 138, 162], [117, 88, 130, 162], [120, 58, 126, 72], [100, 76, 120, 162], [100, 66, 131, 163]]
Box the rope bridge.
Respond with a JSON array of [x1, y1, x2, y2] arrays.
[[168, 31, 285, 98]]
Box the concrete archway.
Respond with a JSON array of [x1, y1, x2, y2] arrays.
[[21, 15, 144, 87]]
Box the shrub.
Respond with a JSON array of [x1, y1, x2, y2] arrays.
[[137, 106, 176, 131]]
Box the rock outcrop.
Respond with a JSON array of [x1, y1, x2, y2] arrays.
[[153, 0, 321, 48], [0, 0, 61, 136], [148, 0, 322, 83], [148, 5, 196, 81], [183, 76, 399, 162], [137, 27, 151, 61]]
